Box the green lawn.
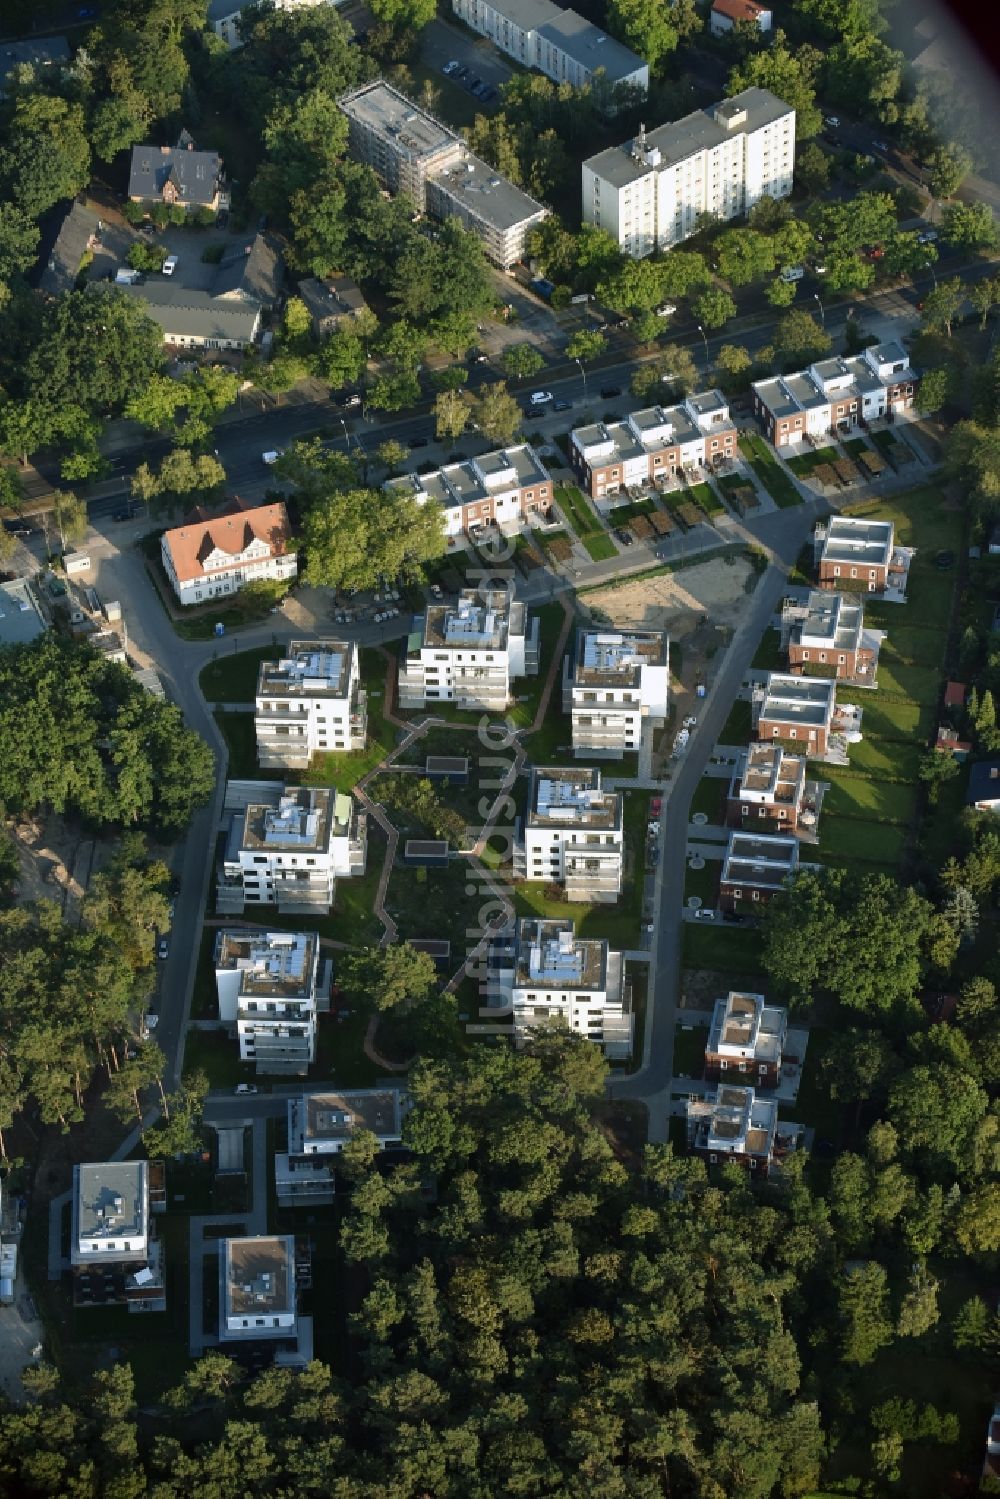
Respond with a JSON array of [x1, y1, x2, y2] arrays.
[[841, 436, 871, 458], [684, 860, 720, 907], [682, 922, 764, 974], [818, 815, 908, 864], [738, 432, 803, 508], [303, 651, 398, 791], [718, 699, 753, 746], [785, 445, 838, 476], [842, 736, 923, 782], [555, 483, 603, 541], [199, 645, 276, 703], [751, 628, 784, 671], [876, 660, 943, 705], [880, 626, 945, 669], [839, 695, 933, 741], [672, 1023, 708, 1077], [820, 771, 917, 824], [689, 775, 728, 823], [182, 1028, 258, 1091], [582, 532, 618, 561]]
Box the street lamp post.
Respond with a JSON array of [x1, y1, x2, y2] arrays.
[[339, 418, 351, 452], [813, 293, 825, 327], [695, 322, 709, 362], [924, 260, 938, 290], [574, 356, 587, 401]]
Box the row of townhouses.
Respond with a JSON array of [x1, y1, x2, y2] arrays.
[[752, 342, 918, 444], [569, 389, 737, 503]]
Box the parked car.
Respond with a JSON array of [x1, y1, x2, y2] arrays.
[[3, 518, 31, 535], [111, 506, 137, 521], [600, 385, 622, 399], [234, 1083, 258, 1096], [872, 139, 889, 153], [823, 114, 840, 128], [407, 435, 429, 448], [553, 398, 572, 411], [650, 798, 662, 815], [616, 528, 634, 546], [157, 937, 169, 960], [162, 255, 179, 277], [442, 59, 459, 75], [262, 449, 283, 465], [341, 393, 362, 408], [655, 303, 677, 317], [917, 229, 938, 245], [530, 390, 553, 405], [780, 265, 804, 283]]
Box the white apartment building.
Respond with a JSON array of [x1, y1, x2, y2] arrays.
[[515, 767, 623, 902], [217, 781, 366, 916], [563, 628, 669, 758], [218, 1235, 312, 1365], [385, 444, 553, 539], [582, 88, 795, 256], [71, 1161, 166, 1312], [397, 587, 539, 712], [276, 1088, 410, 1206], [452, 0, 648, 106], [570, 390, 738, 504], [339, 81, 548, 268], [214, 929, 327, 1075], [488, 918, 633, 1057], [704, 990, 787, 1088], [159, 500, 297, 607], [255, 640, 367, 770]]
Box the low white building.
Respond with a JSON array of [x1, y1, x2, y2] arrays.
[[753, 343, 918, 447], [488, 917, 633, 1058], [71, 1161, 166, 1312], [160, 500, 297, 607], [214, 929, 327, 1074], [569, 391, 738, 503], [217, 781, 366, 916], [255, 640, 367, 770], [710, 0, 772, 37], [218, 1234, 312, 1365], [275, 1088, 410, 1206], [515, 766, 623, 902], [397, 587, 539, 712], [563, 628, 669, 759]]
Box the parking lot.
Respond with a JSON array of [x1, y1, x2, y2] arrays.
[[420, 16, 512, 96]]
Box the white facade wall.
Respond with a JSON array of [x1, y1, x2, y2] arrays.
[[161, 534, 297, 608]]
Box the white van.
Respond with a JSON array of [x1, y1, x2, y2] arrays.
[[780, 266, 805, 283]]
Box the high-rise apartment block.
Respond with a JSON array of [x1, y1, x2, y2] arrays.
[[582, 88, 794, 256]]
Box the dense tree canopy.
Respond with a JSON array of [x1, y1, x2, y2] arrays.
[[0, 634, 214, 837]]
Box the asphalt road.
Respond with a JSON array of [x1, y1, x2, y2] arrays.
[[611, 503, 819, 1139]]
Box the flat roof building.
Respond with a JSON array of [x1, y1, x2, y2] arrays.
[[255, 640, 367, 769], [705, 990, 787, 1088], [276, 1087, 410, 1205], [0, 577, 46, 648], [583, 88, 795, 256], [814, 515, 895, 592], [398, 586, 539, 712], [753, 672, 838, 755], [564, 628, 669, 759], [218, 780, 366, 916], [218, 1234, 311, 1364], [71, 1161, 165, 1312], [687, 1084, 787, 1175], [339, 81, 548, 268], [719, 831, 800, 910], [516, 767, 624, 902], [386, 443, 553, 539], [214, 928, 325, 1074], [727, 742, 812, 835], [783, 590, 881, 685], [488, 917, 633, 1057]]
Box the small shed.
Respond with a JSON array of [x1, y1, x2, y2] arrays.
[[215, 1126, 246, 1174], [64, 551, 91, 576], [404, 839, 450, 868], [943, 680, 966, 710], [425, 755, 469, 785]]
